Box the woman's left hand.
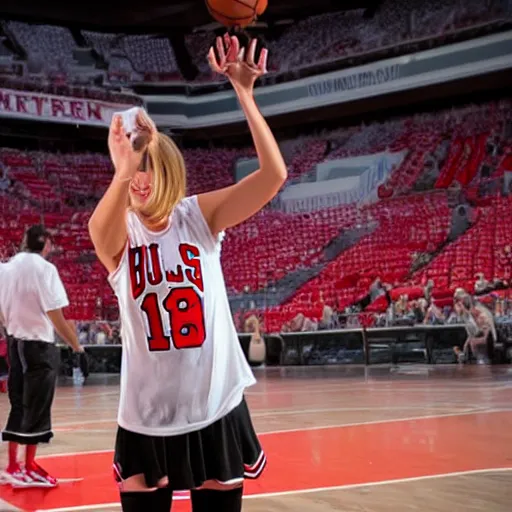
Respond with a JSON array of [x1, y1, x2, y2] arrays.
[[208, 34, 268, 94]]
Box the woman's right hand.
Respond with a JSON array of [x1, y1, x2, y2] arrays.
[[108, 111, 155, 181], [108, 114, 142, 181]]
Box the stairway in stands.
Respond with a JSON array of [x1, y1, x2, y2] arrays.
[[228, 222, 376, 311]]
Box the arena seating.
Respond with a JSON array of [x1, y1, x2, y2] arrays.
[[117, 35, 181, 81], [271, 0, 508, 72], [7, 21, 167, 81], [187, 0, 510, 80], [413, 196, 512, 293], [185, 148, 249, 195], [264, 191, 452, 332], [0, 0, 508, 89], [184, 32, 219, 82], [6, 21, 77, 69], [222, 204, 357, 293], [0, 100, 510, 328], [81, 31, 182, 81]]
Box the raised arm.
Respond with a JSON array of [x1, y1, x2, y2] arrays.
[[198, 36, 287, 235], [88, 114, 147, 273]]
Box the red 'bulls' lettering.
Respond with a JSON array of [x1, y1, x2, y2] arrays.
[[147, 243, 163, 286], [128, 242, 206, 352], [129, 242, 203, 298], [180, 243, 204, 292], [129, 246, 147, 300], [166, 265, 184, 283]]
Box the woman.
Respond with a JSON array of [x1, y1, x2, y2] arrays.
[[88, 35, 286, 512], [452, 290, 496, 364]]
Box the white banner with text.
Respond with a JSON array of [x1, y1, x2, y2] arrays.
[[0, 88, 133, 127]]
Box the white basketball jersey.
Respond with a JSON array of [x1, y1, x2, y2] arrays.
[[108, 195, 256, 436]]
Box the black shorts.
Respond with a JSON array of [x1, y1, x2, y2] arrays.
[[1, 337, 58, 445], [113, 397, 266, 490]]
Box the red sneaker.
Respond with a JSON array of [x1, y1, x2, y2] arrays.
[[0, 465, 34, 487], [24, 463, 58, 488]]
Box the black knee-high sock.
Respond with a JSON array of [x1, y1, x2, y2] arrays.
[[120, 487, 173, 512], [190, 487, 243, 512]]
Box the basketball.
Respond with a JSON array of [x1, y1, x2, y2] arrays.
[[206, 0, 268, 28]]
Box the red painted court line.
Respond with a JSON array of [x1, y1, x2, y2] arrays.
[[1, 411, 511, 512]]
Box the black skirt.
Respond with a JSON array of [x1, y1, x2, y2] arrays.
[[113, 397, 266, 490]]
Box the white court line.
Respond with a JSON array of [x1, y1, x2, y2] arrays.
[[39, 408, 505, 459], [54, 402, 480, 426], [45, 380, 512, 399], [250, 405, 479, 417], [245, 382, 508, 393], [243, 467, 512, 500], [246, 386, 510, 396], [56, 407, 476, 433], [42, 382, 510, 403], [35, 467, 512, 512], [254, 408, 504, 436], [51, 404, 504, 429]]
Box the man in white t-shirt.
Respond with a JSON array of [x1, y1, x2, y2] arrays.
[[0, 225, 83, 488]]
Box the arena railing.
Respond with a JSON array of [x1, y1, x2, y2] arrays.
[[56, 322, 512, 376]]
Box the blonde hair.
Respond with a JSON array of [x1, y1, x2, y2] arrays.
[[133, 132, 187, 226]]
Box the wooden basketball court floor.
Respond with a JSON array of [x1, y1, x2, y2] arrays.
[[1, 364, 511, 511]]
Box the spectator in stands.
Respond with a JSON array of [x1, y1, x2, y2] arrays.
[[283, 313, 318, 332], [318, 291, 334, 330], [474, 273, 491, 294], [424, 299, 446, 325], [392, 295, 416, 326], [446, 306, 464, 324], [501, 245, 512, 267], [411, 298, 428, 323], [494, 298, 505, 321], [491, 277, 508, 292], [424, 279, 435, 303], [319, 303, 334, 330], [472, 299, 497, 362], [78, 324, 89, 345], [346, 309, 362, 328], [353, 277, 392, 312], [474, 273, 508, 296], [453, 289, 496, 364], [95, 327, 107, 345], [369, 278, 386, 302]]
